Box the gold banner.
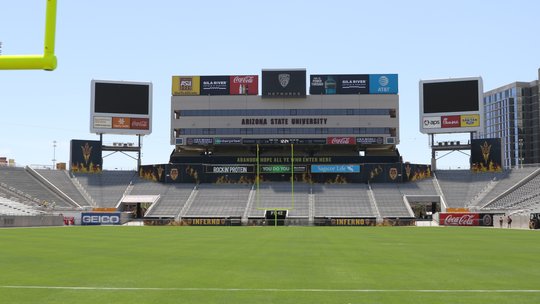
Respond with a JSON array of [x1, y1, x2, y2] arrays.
[[172, 76, 200, 96]]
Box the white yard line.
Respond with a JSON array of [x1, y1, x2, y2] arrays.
[[1, 286, 540, 293]]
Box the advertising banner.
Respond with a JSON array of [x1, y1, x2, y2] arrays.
[[112, 117, 130, 129], [130, 118, 150, 130], [214, 138, 242, 145], [460, 114, 480, 127], [439, 213, 493, 226], [230, 75, 258, 95], [172, 76, 200, 96], [205, 165, 254, 174], [338, 74, 370, 94], [441, 115, 461, 128], [356, 137, 384, 145], [310, 75, 339, 95], [242, 138, 327, 145], [81, 212, 121, 226], [200, 76, 229, 96], [310, 74, 398, 95], [311, 165, 360, 173], [182, 218, 228, 226], [70, 140, 102, 173], [327, 137, 355, 145], [186, 138, 214, 145], [329, 218, 376, 226], [422, 116, 441, 129], [262, 69, 306, 98], [261, 165, 306, 173], [93, 117, 112, 129], [369, 74, 398, 94], [471, 138, 502, 172]]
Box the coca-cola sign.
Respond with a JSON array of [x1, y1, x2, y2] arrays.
[[130, 118, 149, 130], [439, 213, 480, 226], [230, 75, 258, 95], [327, 137, 355, 145]]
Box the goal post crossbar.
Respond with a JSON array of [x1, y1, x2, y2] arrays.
[[0, 0, 58, 71]]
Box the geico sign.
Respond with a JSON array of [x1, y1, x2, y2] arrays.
[[82, 215, 120, 225], [423, 117, 441, 128]]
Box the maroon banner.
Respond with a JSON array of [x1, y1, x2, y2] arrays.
[[441, 115, 460, 128], [230, 75, 258, 95], [439, 213, 479, 226], [326, 136, 355, 145]]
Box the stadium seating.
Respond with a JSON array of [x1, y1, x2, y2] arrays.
[[73, 170, 136, 207], [35, 169, 91, 207], [370, 183, 414, 217], [184, 184, 252, 217], [127, 177, 195, 218], [434, 170, 505, 208], [3, 166, 540, 224], [0, 196, 44, 215], [247, 182, 310, 218], [313, 184, 376, 217], [482, 169, 540, 211], [0, 166, 72, 207]]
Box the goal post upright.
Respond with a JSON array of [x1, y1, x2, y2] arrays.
[[0, 0, 58, 71]]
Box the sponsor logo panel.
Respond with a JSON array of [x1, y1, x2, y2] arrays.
[[261, 165, 306, 173], [200, 75, 229, 95], [461, 114, 480, 127], [262, 69, 306, 98], [309, 75, 330, 95], [81, 212, 121, 226], [439, 213, 480, 226], [441, 115, 461, 128], [330, 218, 376, 226], [422, 116, 441, 129], [172, 76, 200, 96], [130, 118, 149, 130], [337, 74, 369, 94], [93, 116, 112, 129], [112, 117, 131, 129], [369, 74, 398, 94], [327, 137, 355, 145], [205, 166, 253, 174], [186, 138, 213, 145], [214, 138, 242, 145], [311, 165, 360, 173], [356, 137, 384, 144], [183, 218, 227, 226], [230, 75, 258, 95]]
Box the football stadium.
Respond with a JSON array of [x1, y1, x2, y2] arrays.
[[1, 69, 540, 304], [1, 3, 539, 302]]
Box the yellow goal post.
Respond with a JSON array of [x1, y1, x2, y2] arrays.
[[0, 0, 58, 71]]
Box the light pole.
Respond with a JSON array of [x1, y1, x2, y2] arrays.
[[52, 140, 57, 169]]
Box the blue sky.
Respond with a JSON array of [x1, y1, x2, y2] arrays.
[[1, 0, 539, 170]]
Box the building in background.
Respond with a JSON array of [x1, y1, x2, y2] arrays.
[[480, 69, 540, 168]]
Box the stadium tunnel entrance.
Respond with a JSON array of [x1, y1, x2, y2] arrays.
[[405, 195, 443, 221], [116, 195, 159, 219]]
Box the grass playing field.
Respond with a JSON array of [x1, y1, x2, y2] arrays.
[[0, 226, 539, 304]]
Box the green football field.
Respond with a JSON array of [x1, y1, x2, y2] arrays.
[[0, 226, 539, 304]]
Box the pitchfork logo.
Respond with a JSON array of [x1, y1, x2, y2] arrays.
[[278, 74, 290, 88]]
